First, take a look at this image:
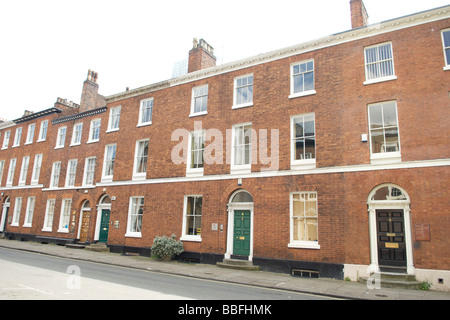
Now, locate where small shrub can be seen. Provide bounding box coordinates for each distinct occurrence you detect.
[151,234,184,261]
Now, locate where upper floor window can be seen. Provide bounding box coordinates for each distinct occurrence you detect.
[38,120,48,142]
[50,162,61,188]
[291,113,316,169]
[102,144,117,182]
[6,158,17,186]
[55,126,67,149]
[138,98,153,126]
[290,60,315,98]
[2,130,10,149]
[18,156,30,186]
[233,74,253,109]
[88,119,101,143]
[133,139,149,180]
[71,123,83,146]
[13,127,22,147]
[187,130,205,177]
[107,106,121,131]
[0,160,5,187]
[442,29,450,70]
[26,123,35,144]
[231,123,252,173]
[83,157,96,186]
[191,85,208,116]
[31,154,43,185]
[65,159,78,187]
[368,101,401,163]
[364,42,396,84]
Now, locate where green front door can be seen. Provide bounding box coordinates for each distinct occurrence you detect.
[99,209,110,243]
[233,210,251,256]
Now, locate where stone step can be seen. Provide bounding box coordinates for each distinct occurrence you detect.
[65,243,86,249]
[84,243,110,252]
[360,272,422,290]
[216,259,261,271]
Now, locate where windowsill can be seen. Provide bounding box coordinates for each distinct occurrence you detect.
[41,228,52,232]
[363,75,397,85]
[1,147,7,150]
[232,102,253,110]
[10,223,19,227]
[290,159,316,171]
[36,139,46,143]
[288,242,320,250]
[125,232,142,238]
[189,111,208,118]
[180,235,202,242]
[106,128,120,133]
[137,122,152,128]
[23,223,32,228]
[24,142,32,145]
[57,229,69,233]
[289,90,316,99]
[230,165,251,175]
[12,145,20,148]
[54,145,64,150]
[70,142,81,147]
[101,176,113,183]
[132,174,147,181]
[87,139,99,144]
[186,169,204,178]
[444,65,450,71]
[370,152,401,165]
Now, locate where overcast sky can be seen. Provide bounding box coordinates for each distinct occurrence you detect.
[1,0,449,121]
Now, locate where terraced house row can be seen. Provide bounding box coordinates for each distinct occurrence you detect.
[1,1,449,290]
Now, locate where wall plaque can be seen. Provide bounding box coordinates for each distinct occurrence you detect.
[415,224,430,241]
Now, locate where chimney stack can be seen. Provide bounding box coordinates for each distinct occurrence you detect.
[79,69,106,112]
[188,38,216,73]
[350,0,369,29]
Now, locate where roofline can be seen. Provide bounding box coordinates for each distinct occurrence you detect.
[13,107,62,124]
[105,5,450,104]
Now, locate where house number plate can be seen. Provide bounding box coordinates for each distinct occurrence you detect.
[385,242,399,249]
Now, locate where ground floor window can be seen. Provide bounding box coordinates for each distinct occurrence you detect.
[42,199,56,232]
[181,196,202,241]
[289,192,320,249]
[126,197,144,237]
[58,199,72,233]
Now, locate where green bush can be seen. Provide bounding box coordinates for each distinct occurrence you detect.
[151,234,184,261]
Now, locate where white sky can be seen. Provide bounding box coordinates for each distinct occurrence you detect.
[0,0,449,120]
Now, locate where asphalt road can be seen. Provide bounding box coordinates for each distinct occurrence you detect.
[0,247,338,301]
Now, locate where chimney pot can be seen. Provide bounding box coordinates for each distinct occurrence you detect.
[188,38,216,73]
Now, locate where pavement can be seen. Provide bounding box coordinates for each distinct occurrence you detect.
[0,238,449,300]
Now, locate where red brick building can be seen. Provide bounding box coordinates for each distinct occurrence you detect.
[1,1,449,290]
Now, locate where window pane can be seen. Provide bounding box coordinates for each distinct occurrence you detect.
[382,102,397,127]
[384,128,399,152]
[443,31,450,47]
[370,129,384,153]
[369,105,383,129]
[304,72,314,91]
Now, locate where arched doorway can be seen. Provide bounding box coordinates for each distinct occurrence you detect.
[94,195,111,243]
[0,197,10,232]
[77,200,91,243]
[225,190,254,261]
[367,184,414,275]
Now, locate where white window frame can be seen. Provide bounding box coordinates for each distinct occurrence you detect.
[18,156,30,186]
[65,159,78,187]
[181,195,203,242]
[31,154,43,185]
[23,196,35,228]
[132,139,149,180]
[102,144,117,182]
[232,74,253,109]
[37,120,48,142]
[290,59,316,98]
[190,85,208,117]
[138,98,154,127]
[55,126,67,149]
[186,130,205,177]
[231,123,253,174]
[0,160,5,187]
[70,122,83,146]
[42,199,56,232]
[13,127,22,147]
[87,119,101,143]
[25,123,35,145]
[288,192,320,249]
[50,161,61,189]
[367,101,401,164]
[82,157,96,187]
[125,196,144,238]
[11,197,22,227]
[6,158,17,187]
[364,42,397,85]
[2,130,10,149]
[58,198,72,233]
[441,29,450,70]
[290,113,316,170]
[107,105,121,132]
